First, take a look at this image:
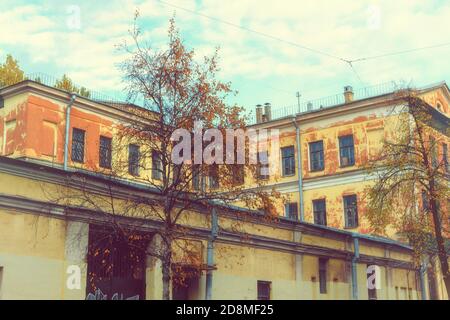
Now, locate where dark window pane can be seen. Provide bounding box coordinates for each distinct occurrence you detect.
[128,144,140,176]
[309,141,324,171]
[192,165,206,190]
[209,165,219,189]
[152,150,162,180]
[257,281,271,300]
[285,202,298,220]
[257,151,269,180]
[71,128,85,163]
[313,199,327,226]
[281,146,295,176]
[319,258,327,294]
[344,195,358,228]
[443,143,448,172]
[430,137,438,168]
[339,135,355,166]
[232,165,245,185]
[99,136,112,169]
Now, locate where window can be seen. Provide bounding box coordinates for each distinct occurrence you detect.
[128,144,140,176]
[430,136,438,168]
[313,199,327,226]
[284,202,298,220]
[367,264,377,300]
[208,165,219,189]
[443,143,448,172]
[318,258,327,294]
[281,146,295,176]
[71,128,85,163]
[257,281,271,300]
[309,141,324,171]
[152,150,162,180]
[343,195,358,228]
[232,165,245,185]
[422,190,429,212]
[99,136,112,169]
[257,150,269,180]
[339,135,355,166]
[192,165,205,191]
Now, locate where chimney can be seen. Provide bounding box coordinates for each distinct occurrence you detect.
[256,104,263,123]
[264,102,272,121]
[344,86,354,103]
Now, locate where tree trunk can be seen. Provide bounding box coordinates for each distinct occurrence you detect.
[162,255,171,300]
[161,235,172,300]
[429,196,450,299]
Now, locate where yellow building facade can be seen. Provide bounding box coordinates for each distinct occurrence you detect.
[0,79,448,300]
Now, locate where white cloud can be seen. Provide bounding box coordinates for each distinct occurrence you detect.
[0,0,448,108]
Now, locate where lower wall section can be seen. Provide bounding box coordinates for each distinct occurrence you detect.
[0,209,433,300]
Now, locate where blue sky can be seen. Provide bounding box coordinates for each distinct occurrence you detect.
[1,0,449,114]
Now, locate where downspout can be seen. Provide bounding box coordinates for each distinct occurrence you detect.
[205,207,218,300]
[63,94,77,171]
[292,118,304,221]
[351,235,360,300]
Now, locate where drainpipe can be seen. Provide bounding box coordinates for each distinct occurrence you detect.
[351,235,359,300]
[292,118,304,221]
[63,94,77,171]
[205,207,218,300]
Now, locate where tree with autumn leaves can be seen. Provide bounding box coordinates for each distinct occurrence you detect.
[51,14,279,300]
[365,91,449,298]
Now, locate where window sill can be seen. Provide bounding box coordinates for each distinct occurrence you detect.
[281,173,296,177]
[309,169,324,173]
[340,164,355,168]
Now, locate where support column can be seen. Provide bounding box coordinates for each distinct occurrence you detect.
[351,236,359,300]
[63,221,89,300]
[205,208,218,300]
[146,234,165,300]
[294,230,303,299]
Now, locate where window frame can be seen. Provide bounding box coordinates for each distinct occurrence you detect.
[338,135,355,167]
[71,128,85,163]
[257,280,271,300]
[208,165,219,189]
[343,194,358,229]
[152,150,163,180]
[284,202,298,220]
[318,258,327,294]
[99,136,112,169]
[257,150,270,180]
[313,199,327,226]
[309,141,324,172]
[128,144,140,176]
[443,143,448,172]
[281,146,296,176]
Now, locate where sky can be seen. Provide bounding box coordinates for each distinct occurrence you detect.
[1,0,449,115]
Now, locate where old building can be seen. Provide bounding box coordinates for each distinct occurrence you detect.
[0,79,448,299]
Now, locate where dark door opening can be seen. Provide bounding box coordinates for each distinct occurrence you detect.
[86,225,152,300]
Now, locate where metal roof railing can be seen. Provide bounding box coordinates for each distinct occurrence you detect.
[249,81,405,125]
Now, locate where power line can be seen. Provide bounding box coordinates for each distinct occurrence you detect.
[156,0,450,66]
[156,0,347,63]
[349,42,450,63]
